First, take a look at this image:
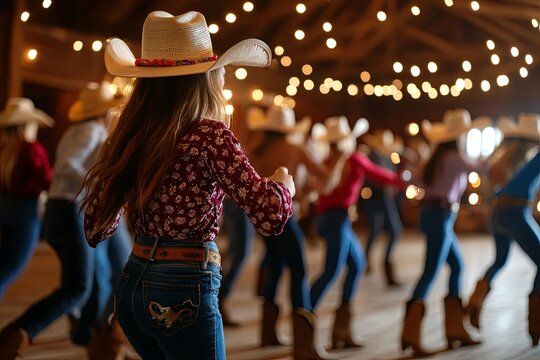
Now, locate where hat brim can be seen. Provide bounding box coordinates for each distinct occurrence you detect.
[68,97,124,122]
[0,109,54,128]
[315,118,369,143]
[422,120,470,144]
[363,135,403,155]
[498,117,540,141]
[105,38,272,78]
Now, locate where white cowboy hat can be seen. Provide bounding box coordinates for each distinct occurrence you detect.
[498,114,540,142]
[105,11,271,78]
[363,129,404,155]
[312,116,369,143]
[68,81,124,122]
[248,106,311,134]
[422,108,471,143]
[0,97,54,129]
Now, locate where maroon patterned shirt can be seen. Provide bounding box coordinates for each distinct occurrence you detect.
[84,119,293,247]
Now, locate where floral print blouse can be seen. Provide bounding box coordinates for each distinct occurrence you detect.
[84,119,293,247]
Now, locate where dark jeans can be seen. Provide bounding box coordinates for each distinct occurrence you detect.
[115,239,224,360]
[484,205,540,291]
[310,209,366,308]
[11,199,107,339]
[410,203,463,300]
[362,195,403,263]
[0,196,41,300]
[219,199,254,299]
[261,218,312,310]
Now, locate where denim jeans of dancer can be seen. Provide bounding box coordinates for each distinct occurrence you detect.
[484,205,540,292]
[10,199,106,340]
[220,199,254,300]
[262,218,311,310]
[310,209,366,308]
[410,203,464,300]
[363,195,403,263]
[115,239,224,360]
[0,196,41,300]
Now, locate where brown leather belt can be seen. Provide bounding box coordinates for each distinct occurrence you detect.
[132,243,221,267]
[495,196,531,207]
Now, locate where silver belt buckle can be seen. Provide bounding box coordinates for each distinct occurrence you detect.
[451,202,460,213]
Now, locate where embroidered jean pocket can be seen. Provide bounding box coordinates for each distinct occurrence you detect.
[142,281,201,337]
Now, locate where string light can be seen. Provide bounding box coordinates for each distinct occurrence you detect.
[235,67,248,80]
[20,11,30,22]
[323,22,332,32]
[450,86,460,97]
[486,40,495,50]
[360,71,371,82]
[332,80,343,92]
[225,104,234,115]
[462,60,472,72]
[468,172,479,184]
[468,193,479,205]
[319,84,330,94]
[364,84,374,95]
[377,11,387,22]
[496,74,509,87]
[440,84,450,96]
[421,81,431,92]
[222,89,233,100]
[390,152,401,164]
[490,54,500,65]
[73,40,83,51]
[510,47,519,57]
[393,61,403,73]
[27,49,38,61]
[294,30,305,40]
[225,13,236,23]
[374,85,384,97]
[243,2,254,12]
[525,54,533,65]
[471,1,480,11]
[289,77,300,87]
[42,0,52,9]
[445,0,454,7]
[326,38,337,49]
[464,78,473,90]
[274,46,284,56]
[411,65,421,77]
[303,79,315,90]
[361,187,372,200]
[92,40,103,51]
[455,78,466,91]
[251,89,263,101]
[480,80,491,92]
[302,64,313,75]
[408,123,420,135]
[347,84,359,96]
[280,56,292,67]
[411,6,421,16]
[392,79,403,90]
[296,3,306,14]
[286,85,297,96]
[427,61,438,73]
[393,91,403,101]
[520,67,528,78]
[273,95,284,106]
[532,19,539,28]
[208,24,219,34]
[324,78,334,87]
[428,88,438,99]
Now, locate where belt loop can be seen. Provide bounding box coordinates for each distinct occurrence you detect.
[148,237,160,262]
[202,243,209,270]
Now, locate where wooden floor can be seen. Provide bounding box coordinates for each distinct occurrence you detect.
[1,231,539,360]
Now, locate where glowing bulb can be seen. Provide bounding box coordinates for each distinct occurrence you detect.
[520,67,528,78]
[408,123,420,135]
[471,1,480,11]
[243,2,254,12]
[390,152,401,164]
[468,193,479,205]
[480,80,491,92]
[464,78,473,90]
[405,185,419,199]
[411,6,421,16]
[428,88,438,99]
[324,78,334,87]
[319,84,330,94]
[361,187,372,200]
[496,74,509,87]
[532,19,539,28]
[332,80,343,92]
[235,67,248,80]
[427,61,438,73]
[326,38,337,49]
[455,78,466,91]
[468,172,479,184]
[323,22,332,32]
[377,11,387,21]
[393,61,403,73]
[393,79,403,89]
[280,56,292,67]
[251,89,263,101]
[27,48,38,61]
[208,24,219,34]
[274,46,284,56]
[289,77,300,87]
[411,65,421,77]
[296,3,306,14]
[273,95,284,106]
[510,47,519,57]
[92,40,103,51]
[222,89,233,100]
[225,104,234,115]
[450,86,460,97]
[525,54,533,65]
[445,0,454,7]
[347,84,359,96]
[304,79,315,91]
[491,54,500,65]
[294,30,305,40]
[20,11,30,22]
[462,60,472,72]
[486,40,495,50]
[42,0,52,9]
[286,84,297,96]
[73,40,83,51]
[440,84,450,96]
[393,91,403,101]
[225,13,236,23]
[364,84,374,96]
[360,71,371,82]
[302,64,313,75]
[374,85,384,97]
[421,81,431,93]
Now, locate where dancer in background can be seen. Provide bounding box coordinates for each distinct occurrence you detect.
[401,110,483,356]
[0,82,124,360]
[310,117,404,349]
[0,98,53,300]
[467,114,540,346]
[361,129,404,286]
[82,11,294,360]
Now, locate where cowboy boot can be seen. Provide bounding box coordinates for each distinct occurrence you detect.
[86,320,125,360]
[529,292,540,346]
[293,309,336,360]
[384,262,401,287]
[0,326,29,360]
[467,279,490,329]
[261,302,283,347]
[444,296,481,349]
[400,299,433,356]
[219,300,240,327]
[331,303,363,349]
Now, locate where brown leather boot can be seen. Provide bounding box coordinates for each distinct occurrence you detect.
[331,303,363,349]
[400,299,433,356]
[219,301,240,327]
[384,262,401,287]
[0,326,29,360]
[529,293,540,346]
[293,309,336,360]
[467,279,490,329]
[444,296,481,349]
[86,320,125,360]
[261,302,283,347]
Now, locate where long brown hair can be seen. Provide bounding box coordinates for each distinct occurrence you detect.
[82,69,227,236]
[0,126,25,190]
[422,141,458,186]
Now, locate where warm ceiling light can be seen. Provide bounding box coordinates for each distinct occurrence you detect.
[510,47,519,57]
[377,11,387,21]
[252,89,264,101]
[324,77,334,87]
[455,78,465,91]
[296,3,306,14]
[408,123,420,135]
[27,48,38,61]
[225,13,237,23]
[332,80,343,92]
[392,79,403,89]
[280,56,292,67]
[410,65,421,77]
[411,6,421,16]
[486,40,495,50]
[450,86,460,97]
[445,0,454,6]
[525,54,533,65]
[532,19,539,28]
[323,22,332,32]
[347,84,359,96]
[440,84,450,96]
[286,85,297,96]
[496,74,509,87]
[222,89,233,100]
[326,38,337,49]
[364,84,374,95]
[302,64,313,75]
[464,78,473,90]
[294,30,305,40]
[235,67,248,80]
[360,71,371,82]
[468,193,479,205]
[304,79,315,90]
[427,61,438,73]
[274,46,284,56]
[462,60,472,72]
[480,80,491,92]
[243,2,254,12]
[428,88,438,99]
[406,83,417,94]
[374,85,384,97]
[393,61,403,73]
[208,24,219,34]
[471,1,480,11]
[73,40,83,51]
[319,84,330,94]
[411,90,421,99]
[42,0,52,9]
[20,11,30,22]
[273,95,284,106]
[421,81,431,92]
[490,54,500,65]
[225,104,234,115]
[92,40,103,51]
[289,77,300,87]
[520,67,528,78]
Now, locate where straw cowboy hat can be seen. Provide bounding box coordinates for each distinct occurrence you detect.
[248,106,311,134]
[68,81,123,122]
[363,129,404,155]
[105,11,271,78]
[498,114,540,142]
[422,108,471,143]
[312,116,369,143]
[0,97,54,128]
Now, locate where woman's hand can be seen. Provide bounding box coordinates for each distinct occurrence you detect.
[269,166,296,197]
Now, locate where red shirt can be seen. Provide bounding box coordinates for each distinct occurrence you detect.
[85,119,293,247]
[316,152,403,213]
[2,141,51,197]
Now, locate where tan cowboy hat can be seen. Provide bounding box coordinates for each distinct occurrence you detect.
[0,97,54,128]
[248,106,311,134]
[312,116,369,143]
[68,81,123,122]
[422,108,471,143]
[363,129,404,155]
[105,11,271,78]
[498,114,540,142]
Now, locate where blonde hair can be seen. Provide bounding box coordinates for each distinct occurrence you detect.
[0,126,25,190]
[82,69,228,235]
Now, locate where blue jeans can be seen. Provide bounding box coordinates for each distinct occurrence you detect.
[310,209,366,308]
[362,195,403,263]
[261,218,311,310]
[0,196,41,300]
[410,203,464,300]
[484,205,540,292]
[115,239,224,360]
[219,199,254,299]
[10,199,106,339]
